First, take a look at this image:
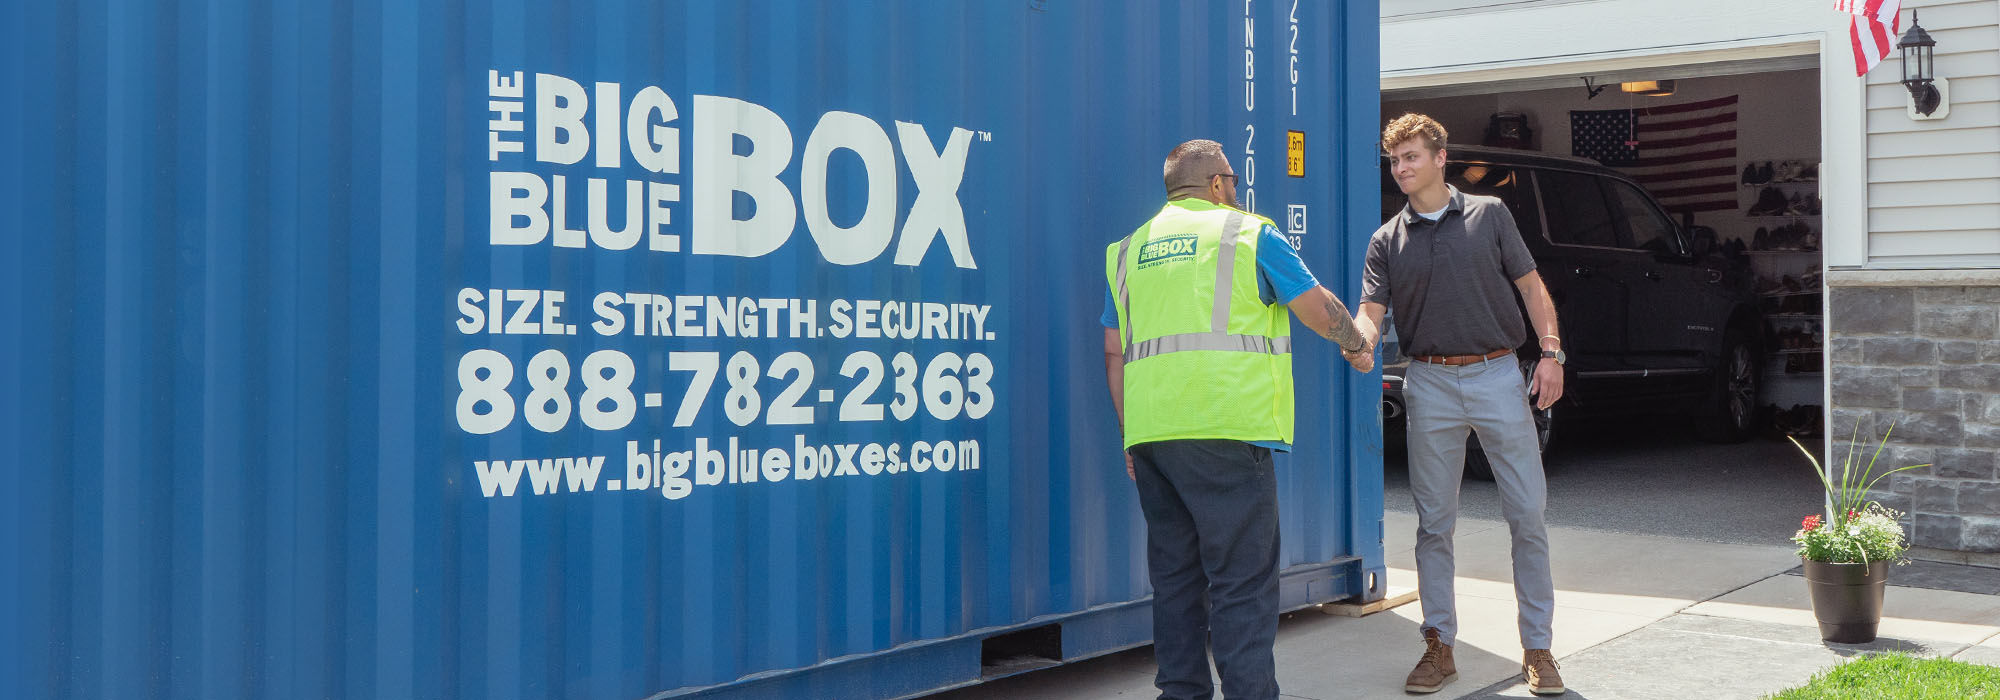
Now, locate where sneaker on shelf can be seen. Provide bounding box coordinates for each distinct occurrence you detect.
[1748,186,1787,216]
[1781,405,1821,437]
[1746,161,1771,185]
[1786,193,1812,216]
[1753,227,1770,250]
[1741,163,1758,186]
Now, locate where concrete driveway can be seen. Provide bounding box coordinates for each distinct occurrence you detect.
[926,507,2000,700]
[921,423,2000,700]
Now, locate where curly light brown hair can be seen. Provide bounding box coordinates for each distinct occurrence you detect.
[1381,113,1447,155]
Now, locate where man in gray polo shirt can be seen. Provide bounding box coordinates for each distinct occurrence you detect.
[1350,114,1568,696]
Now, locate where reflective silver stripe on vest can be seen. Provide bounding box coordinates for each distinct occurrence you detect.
[1114,233,1135,352]
[1124,332,1292,363]
[1211,211,1244,333]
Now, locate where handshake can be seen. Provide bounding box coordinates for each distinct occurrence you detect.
[1341,341,1375,373]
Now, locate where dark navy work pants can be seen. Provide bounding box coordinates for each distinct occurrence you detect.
[1129,439,1280,700]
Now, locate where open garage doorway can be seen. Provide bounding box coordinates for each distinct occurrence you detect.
[1376,64,1831,543]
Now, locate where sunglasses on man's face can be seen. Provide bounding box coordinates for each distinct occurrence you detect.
[1213,173,1238,183]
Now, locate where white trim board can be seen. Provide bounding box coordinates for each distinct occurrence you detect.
[1382,0,1836,77]
[1382,39,1823,93]
[1383,53,1822,100]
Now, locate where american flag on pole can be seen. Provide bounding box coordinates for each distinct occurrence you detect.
[1837,0,1902,76]
[1570,95,1740,214]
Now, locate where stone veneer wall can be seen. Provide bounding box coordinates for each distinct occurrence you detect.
[1829,284,2000,552]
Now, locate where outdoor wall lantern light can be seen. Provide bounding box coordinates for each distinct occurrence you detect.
[1899,11,1947,119]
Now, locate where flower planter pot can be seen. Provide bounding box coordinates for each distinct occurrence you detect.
[1801,558,1889,643]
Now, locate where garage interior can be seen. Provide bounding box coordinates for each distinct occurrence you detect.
[1385,61,1829,437]
[1377,60,1832,539]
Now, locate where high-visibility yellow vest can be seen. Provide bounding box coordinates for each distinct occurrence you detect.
[1105,198,1294,449]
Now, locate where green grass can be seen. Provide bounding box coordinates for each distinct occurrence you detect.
[1765,653,2000,699]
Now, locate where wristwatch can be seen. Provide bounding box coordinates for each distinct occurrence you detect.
[1540,349,1566,365]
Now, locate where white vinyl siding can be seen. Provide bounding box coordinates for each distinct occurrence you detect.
[1864,0,2000,267]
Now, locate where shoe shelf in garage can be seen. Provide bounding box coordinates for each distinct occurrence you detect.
[1741,159,1827,414]
[1757,300,1823,412]
[1760,300,1822,360]
[1741,159,1818,186]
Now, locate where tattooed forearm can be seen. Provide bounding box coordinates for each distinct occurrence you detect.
[1319,297,1364,350]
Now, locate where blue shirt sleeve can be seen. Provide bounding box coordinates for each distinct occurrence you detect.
[1101,284,1120,329]
[1256,224,1319,305]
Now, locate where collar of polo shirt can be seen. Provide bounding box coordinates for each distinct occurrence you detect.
[1400,185,1467,226]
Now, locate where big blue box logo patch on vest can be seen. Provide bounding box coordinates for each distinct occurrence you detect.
[1137,234,1200,269]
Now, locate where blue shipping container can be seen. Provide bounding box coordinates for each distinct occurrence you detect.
[1,1,1383,698]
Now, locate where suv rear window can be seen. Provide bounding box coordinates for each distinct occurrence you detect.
[1449,163,1539,236]
[1537,170,1618,248]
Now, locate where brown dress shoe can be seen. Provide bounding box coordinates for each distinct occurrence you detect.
[1524,649,1566,695]
[1404,628,1457,694]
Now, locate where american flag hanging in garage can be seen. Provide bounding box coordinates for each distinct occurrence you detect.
[1570,95,1740,214]
[1837,0,1902,77]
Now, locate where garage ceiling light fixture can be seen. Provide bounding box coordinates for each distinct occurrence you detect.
[1620,80,1676,97]
[1899,11,1942,117]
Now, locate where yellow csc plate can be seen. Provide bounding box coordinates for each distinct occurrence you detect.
[1286,130,1305,177]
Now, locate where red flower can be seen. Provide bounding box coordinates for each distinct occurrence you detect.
[1802,514,1822,532]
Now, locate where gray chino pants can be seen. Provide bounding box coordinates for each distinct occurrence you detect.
[1404,355,1555,650]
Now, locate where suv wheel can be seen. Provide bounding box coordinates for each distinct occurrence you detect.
[1697,329,1759,443]
[1465,356,1555,481]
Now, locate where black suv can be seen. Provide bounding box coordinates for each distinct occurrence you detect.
[1378,146,1761,479]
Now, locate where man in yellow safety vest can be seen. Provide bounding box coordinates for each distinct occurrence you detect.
[1101,139,1372,700]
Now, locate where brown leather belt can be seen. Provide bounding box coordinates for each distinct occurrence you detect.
[1411,348,1513,366]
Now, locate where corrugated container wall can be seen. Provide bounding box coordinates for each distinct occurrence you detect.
[1,2,1383,698]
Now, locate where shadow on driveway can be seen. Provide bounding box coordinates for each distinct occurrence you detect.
[1385,417,1828,546]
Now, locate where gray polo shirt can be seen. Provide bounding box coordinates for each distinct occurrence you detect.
[1361,185,1537,357]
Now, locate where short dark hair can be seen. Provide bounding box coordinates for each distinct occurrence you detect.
[1163,139,1229,195]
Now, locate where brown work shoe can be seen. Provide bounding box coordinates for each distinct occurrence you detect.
[1403,628,1457,694]
[1524,649,1565,695]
